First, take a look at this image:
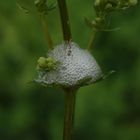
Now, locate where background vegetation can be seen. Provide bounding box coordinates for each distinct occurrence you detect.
[0,0,140,140]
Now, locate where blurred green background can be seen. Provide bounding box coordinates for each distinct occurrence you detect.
[0,0,140,140]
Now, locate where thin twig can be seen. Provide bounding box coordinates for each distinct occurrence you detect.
[40,14,53,49]
[87,30,97,51]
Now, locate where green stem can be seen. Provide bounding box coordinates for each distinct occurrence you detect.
[57,0,72,42]
[87,30,97,51]
[63,88,78,140]
[40,14,53,49]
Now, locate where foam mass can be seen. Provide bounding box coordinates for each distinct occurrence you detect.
[36,42,103,87]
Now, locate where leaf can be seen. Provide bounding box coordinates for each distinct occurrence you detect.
[16,2,30,14]
[101,27,121,32]
[102,70,116,80]
[47,2,57,11]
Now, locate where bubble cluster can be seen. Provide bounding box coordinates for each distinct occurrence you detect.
[36,42,103,87]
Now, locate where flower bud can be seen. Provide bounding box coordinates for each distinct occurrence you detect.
[37,57,47,69]
[95,17,103,23]
[128,0,138,6]
[37,56,58,71]
[94,0,101,7]
[105,3,113,11]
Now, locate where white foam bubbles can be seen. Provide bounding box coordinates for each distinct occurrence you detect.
[36,42,102,87]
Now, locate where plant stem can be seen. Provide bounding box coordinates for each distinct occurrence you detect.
[40,14,53,49]
[63,88,78,140]
[87,29,97,51]
[57,0,72,42]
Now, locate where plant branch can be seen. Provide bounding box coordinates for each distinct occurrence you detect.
[87,30,98,51]
[40,14,53,49]
[57,0,72,42]
[63,87,78,140]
